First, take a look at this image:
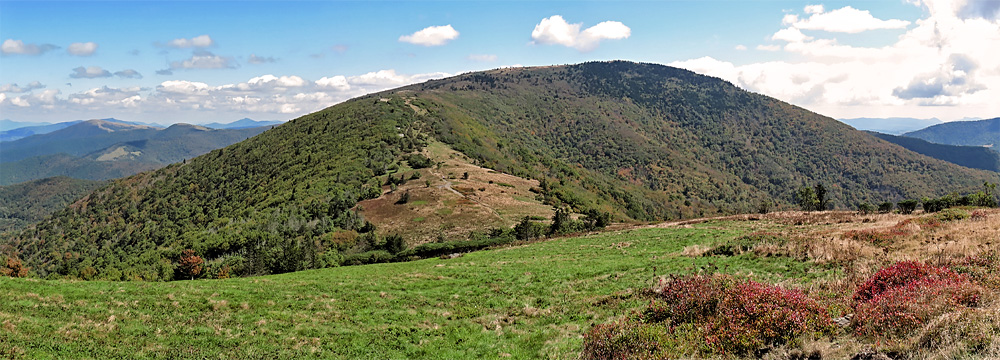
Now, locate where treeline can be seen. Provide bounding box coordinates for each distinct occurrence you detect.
[842,182,998,214]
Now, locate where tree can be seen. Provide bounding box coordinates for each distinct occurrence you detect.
[383,234,406,254]
[796,186,818,211]
[176,249,203,280]
[897,199,919,214]
[549,208,571,235]
[815,184,830,210]
[1,255,29,278]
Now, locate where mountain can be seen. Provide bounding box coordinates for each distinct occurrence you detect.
[0,177,105,233]
[839,117,943,135]
[0,121,271,185]
[202,118,284,129]
[903,118,999,152]
[868,131,1000,172]
[0,118,164,142]
[0,119,51,131]
[5,61,998,280]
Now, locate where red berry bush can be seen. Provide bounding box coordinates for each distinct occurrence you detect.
[586,275,832,358]
[852,261,983,339]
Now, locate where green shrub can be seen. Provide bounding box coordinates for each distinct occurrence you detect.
[857,202,876,215]
[897,199,919,214]
[935,208,969,222]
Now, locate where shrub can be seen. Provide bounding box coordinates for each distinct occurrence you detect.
[970,210,988,221]
[175,249,204,280]
[853,277,982,339]
[897,199,919,214]
[852,261,983,339]
[341,250,394,266]
[705,232,786,256]
[852,261,964,305]
[1,255,29,278]
[641,275,830,355]
[406,153,432,169]
[878,202,894,214]
[935,208,969,222]
[857,202,876,215]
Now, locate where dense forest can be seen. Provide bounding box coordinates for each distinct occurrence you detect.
[903,118,999,152]
[3,61,998,281]
[0,177,104,232]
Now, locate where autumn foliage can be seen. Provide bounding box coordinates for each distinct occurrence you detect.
[1,255,29,278]
[176,249,204,280]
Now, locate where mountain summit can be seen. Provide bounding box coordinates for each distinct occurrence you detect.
[7,61,998,279]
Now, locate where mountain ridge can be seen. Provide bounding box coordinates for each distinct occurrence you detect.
[5,60,998,280]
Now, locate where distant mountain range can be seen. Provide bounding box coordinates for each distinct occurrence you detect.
[903,118,999,153]
[868,131,1000,172]
[839,117,944,135]
[0,119,272,185]
[0,118,283,141]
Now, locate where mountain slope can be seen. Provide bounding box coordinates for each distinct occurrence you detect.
[5,61,998,280]
[869,131,1000,172]
[0,122,271,185]
[903,118,999,152]
[0,177,105,232]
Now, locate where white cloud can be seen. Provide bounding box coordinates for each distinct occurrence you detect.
[467,54,498,62]
[399,25,460,46]
[669,0,1000,120]
[67,42,98,56]
[789,6,911,33]
[0,81,45,93]
[114,69,143,79]
[169,51,238,70]
[734,44,747,51]
[772,27,813,42]
[248,54,277,64]
[165,35,214,48]
[315,75,350,91]
[530,15,631,52]
[1,39,58,55]
[70,66,113,79]
[157,80,210,95]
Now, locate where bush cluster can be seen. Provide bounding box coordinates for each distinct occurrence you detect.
[585,275,831,357]
[852,261,983,339]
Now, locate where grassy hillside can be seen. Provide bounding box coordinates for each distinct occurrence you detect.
[4,61,998,281]
[0,177,105,232]
[903,118,999,152]
[3,210,999,359]
[869,131,1000,172]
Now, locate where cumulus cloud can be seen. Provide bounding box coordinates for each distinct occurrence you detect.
[1,39,58,55]
[0,81,45,93]
[67,42,98,56]
[467,54,498,62]
[168,51,238,70]
[399,25,460,46]
[3,69,451,122]
[70,66,113,79]
[669,0,1000,120]
[785,6,911,33]
[164,35,214,48]
[530,15,631,52]
[114,69,143,79]
[248,54,277,64]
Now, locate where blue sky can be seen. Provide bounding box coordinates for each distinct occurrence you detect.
[1,0,998,124]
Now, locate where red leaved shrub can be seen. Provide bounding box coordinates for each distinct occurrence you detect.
[852,261,983,339]
[852,261,965,305]
[642,275,829,355]
[706,280,832,355]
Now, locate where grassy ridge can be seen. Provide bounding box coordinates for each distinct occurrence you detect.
[0,223,824,359]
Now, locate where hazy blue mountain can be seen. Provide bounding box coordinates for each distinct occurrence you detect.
[839,117,944,135]
[0,119,52,131]
[869,131,1000,172]
[903,118,999,153]
[0,118,165,142]
[202,118,284,129]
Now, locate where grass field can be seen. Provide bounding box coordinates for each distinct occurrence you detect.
[3,209,999,359]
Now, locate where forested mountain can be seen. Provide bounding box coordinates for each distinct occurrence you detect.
[0,177,104,232]
[903,118,999,152]
[0,118,165,142]
[0,121,270,185]
[4,61,998,280]
[869,131,1000,172]
[839,117,942,135]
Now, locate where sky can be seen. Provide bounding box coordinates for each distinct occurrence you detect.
[1,0,998,125]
